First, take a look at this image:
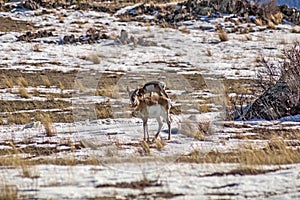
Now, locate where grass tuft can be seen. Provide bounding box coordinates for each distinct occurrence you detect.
[19,87,30,99]
[42,76,51,88]
[140,140,150,155]
[206,49,212,56]
[254,18,263,26]
[17,77,28,87]
[41,114,57,137]
[218,30,228,42]
[3,77,14,88]
[0,185,18,200]
[154,138,166,151]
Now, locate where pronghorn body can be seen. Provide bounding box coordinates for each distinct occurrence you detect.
[139,81,169,98]
[127,87,171,141]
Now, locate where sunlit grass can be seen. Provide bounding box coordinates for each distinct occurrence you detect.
[177,137,300,165]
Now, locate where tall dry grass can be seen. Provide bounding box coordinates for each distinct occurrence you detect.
[41,114,57,136]
[0,184,18,200]
[218,29,229,41]
[19,87,30,99]
[178,136,300,165]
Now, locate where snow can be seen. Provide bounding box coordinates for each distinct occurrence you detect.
[0,2,299,199]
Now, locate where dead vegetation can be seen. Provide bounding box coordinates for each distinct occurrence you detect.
[199,166,281,177]
[96,176,162,190]
[218,29,229,41]
[41,114,57,136]
[0,16,34,32]
[0,184,18,200]
[177,138,300,165]
[18,87,30,99]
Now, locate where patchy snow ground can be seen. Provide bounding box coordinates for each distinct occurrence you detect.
[0,2,300,199]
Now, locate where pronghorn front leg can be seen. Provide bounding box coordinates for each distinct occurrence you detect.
[143,118,149,141]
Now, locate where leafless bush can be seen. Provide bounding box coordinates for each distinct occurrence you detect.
[256,57,281,91]
[255,0,279,20]
[256,41,300,91]
[262,0,278,17]
[281,41,300,77]
[227,93,254,120]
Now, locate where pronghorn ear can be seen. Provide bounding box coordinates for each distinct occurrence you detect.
[135,87,140,94]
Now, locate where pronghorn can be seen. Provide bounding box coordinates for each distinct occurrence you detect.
[127,87,171,141]
[127,81,169,104]
[126,80,168,107]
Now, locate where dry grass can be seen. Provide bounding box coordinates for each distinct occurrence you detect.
[199,165,280,177]
[206,49,212,56]
[41,114,57,136]
[218,30,229,42]
[19,87,30,99]
[17,77,28,87]
[178,137,300,165]
[198,104,211,113]
[254,18,263,26]
[154,139,166,151]
[140,140,150,155]
[74,79,86,92]
[59,81,65,91]
[96,176,162,190]
[0,152,102,166]
[20,164,39,179]
[33,88,40,96]
[0,116,4,125]
[267,20,275,29]
[96,85,119,98]
[0,184,18,200]
[3,77,14,88]
[32,44,42,52]
[7,112,31,124]
[95,101,113,119]
[42,76,51,88]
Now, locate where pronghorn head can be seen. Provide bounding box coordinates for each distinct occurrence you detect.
[127,86,141,107]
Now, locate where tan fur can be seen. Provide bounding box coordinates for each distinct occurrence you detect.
[131,95,171,141]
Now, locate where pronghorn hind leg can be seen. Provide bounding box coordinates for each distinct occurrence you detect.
[143,119,149,141]
[146,123,150,142]
[167,119,171,140]
[167,113,171,140]
[154,117,163,141]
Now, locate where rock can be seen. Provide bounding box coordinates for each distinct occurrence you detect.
[241,44,300,121]
[242,75,300,120]
[17,30,54,42]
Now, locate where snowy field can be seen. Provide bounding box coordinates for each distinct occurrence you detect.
[0,1,300,199]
